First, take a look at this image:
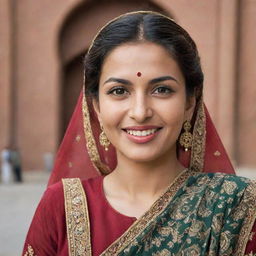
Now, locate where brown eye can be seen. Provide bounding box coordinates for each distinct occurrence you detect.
[153,86,173,95]
[107,87,128,96]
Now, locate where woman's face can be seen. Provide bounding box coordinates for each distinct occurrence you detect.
[94,42,195,163]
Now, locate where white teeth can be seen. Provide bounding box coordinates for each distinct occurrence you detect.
[126,129,158,136]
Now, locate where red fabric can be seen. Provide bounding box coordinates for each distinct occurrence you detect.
[84,176,136,255]
[23,176,135,256]
[203,106,234,173]
[47,93,101,186]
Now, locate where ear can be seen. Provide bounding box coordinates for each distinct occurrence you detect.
[185,95,196,121]
[92,98,102,124]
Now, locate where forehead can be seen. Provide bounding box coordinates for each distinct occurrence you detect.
[100,42,184,83]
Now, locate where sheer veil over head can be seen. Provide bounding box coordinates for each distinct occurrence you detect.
[48,11,235,186]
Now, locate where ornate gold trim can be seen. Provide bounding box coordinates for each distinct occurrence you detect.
[101,169,194,255]
[62,178,92,256]
[24,245,36,256]
[235,180,256,256]
[82,91,100,164]
[190,98,206,172]
[82,92,112,174]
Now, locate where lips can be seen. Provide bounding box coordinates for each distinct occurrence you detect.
[122,126,162,143]
[123,125,162,131]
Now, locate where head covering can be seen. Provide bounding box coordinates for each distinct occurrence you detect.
[48,11,235,186]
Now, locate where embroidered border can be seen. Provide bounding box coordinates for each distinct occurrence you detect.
[235,181,256,256]
[101,169,194,255]
[190,98,206,172]
[63,178,92,256]
[82,91,111,175]
[82,91,101,168]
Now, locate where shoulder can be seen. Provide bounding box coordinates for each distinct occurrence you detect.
[38,181,65,211]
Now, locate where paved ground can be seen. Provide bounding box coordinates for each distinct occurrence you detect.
[0,168,255,256]
[0,171,49,256]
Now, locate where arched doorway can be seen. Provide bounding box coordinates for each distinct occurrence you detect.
[58,0,171,142]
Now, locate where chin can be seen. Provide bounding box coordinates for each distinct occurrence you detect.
[119,148,167,163]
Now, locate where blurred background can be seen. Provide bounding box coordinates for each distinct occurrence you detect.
[0,0,256,255]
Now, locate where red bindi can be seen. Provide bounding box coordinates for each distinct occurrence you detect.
[137,72,142,77]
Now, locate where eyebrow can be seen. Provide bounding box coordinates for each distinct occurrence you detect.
[103,75,179,86]
[149,76,179,85]
[103,78,132,86]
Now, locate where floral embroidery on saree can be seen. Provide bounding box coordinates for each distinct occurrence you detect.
[100,173,256,256]
[62,178,92,256]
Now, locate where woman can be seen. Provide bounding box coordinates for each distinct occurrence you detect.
[23,11,256,255]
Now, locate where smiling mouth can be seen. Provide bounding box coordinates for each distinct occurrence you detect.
[123,127,162,137]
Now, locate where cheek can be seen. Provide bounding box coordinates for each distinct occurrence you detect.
[98,96,125,129]
[156,96,186,125]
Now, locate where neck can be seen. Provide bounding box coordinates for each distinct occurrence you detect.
[108,147,184,199]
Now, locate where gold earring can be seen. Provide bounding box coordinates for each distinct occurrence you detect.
[179,120,193,151]
[99,125,110,151]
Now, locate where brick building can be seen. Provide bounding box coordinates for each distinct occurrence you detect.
[1,0,256,171]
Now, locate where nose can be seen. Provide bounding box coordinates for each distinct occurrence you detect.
[128,93,153,123]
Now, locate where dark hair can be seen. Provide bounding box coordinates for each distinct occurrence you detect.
[84,11,204,98]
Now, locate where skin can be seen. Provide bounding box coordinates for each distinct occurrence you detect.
[93,42,195,218]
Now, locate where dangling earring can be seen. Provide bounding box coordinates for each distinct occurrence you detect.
[179,120,193,151]
[99,125,110,151]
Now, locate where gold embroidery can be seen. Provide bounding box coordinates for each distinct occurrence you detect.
[235,181,256,256]
[214,150,221,156]
[82,93,101,165]
[188,220,204,237]
[220,230,233,252]
[221,180,237,195]
[101,169,194,255]
[190,98,206,172]
[152,249,171,256]
[212,213,224,233]
[24,245,36,256]
[82,91,110,175]
[249,231,255,241]
[180,244,201,255]
[245,252,256,256]
[62,178,92,256]
[76,135,81,142]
